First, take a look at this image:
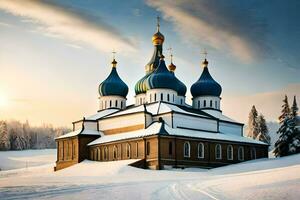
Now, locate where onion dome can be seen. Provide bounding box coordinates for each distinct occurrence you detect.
[191,59,222,97]
[98,59,129,97]
[147,55,180,92]
[168,62,187,96]
[134,73,151,95]
[152,17,165,46]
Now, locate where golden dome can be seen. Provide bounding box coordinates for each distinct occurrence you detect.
[152,31,165,45]
[168,62,176,72]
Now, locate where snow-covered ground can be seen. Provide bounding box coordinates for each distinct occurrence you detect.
[0,150,299,200]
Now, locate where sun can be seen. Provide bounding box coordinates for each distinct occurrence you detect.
[0,94,9,107]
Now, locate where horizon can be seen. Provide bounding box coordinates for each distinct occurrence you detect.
[0,0,299,127]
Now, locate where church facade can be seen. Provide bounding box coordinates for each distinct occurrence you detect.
[55,20,268,171]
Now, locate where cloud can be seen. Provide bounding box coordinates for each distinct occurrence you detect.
[0,0,136,53]
[222,84,300,123]
[0,21,13,27]
[147,0,267,63]
[65,43,82,50]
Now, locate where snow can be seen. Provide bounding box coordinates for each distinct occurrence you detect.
[0,149,56,171]
[56,128,101,140]
[0,149,300,199]
[85,108,120,120]
[203,109,239,123]
[89,122,266,146]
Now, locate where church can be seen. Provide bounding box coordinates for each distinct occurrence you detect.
[54,19,268,171]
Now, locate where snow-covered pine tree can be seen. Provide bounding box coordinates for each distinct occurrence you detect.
[279,95,290,123]
[247,105,259,139]
[0,121,10,150]
[256,114,271,145]
[291,96,298,118]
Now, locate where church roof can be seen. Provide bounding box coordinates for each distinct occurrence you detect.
[85,108,119,120]
[88,121,267,146]
[191,59,222,97]
[55,128,101,140]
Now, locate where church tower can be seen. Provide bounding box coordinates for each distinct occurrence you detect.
[191,58,222,111]
[98,57,129,110]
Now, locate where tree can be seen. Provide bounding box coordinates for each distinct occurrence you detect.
[279,95,290,123]
[0,121,10,150]
[247,105,259,139]
[256,114,271,145]
[291,96,298,118]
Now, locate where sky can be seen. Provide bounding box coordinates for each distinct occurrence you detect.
[0,0,299,127]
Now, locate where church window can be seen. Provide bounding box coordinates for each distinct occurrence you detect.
[115,100,118,107]
[169,141,173,155]
[183,142,190,158]
[251,147,256,159]
[97,148,101,161]
[154,94,157,101]
[113,146,118,159]
[210,100,212,107]
[215,101,217,109]
[94,149,98,161]
[204,100,206,107]
[238,146,244,161]
[73,143,76,159]
[104,147,108,160]
[161,93,163,101]
[227,145,233,160]
[121,101,123,109]
[181,99,183,105]
[173,94,175,102]
[198,101,200,109]
[126,143,131,158]
[109,100,112,107]
[215,144,222,159]
[167,94,170,102]
[146,142,150,156]
[198,143,204,158]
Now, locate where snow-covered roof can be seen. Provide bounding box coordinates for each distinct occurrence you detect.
[85,109,119,120]
[56,128,101,140]
[103,102,209,119]
[202,109,240,124]
[88,122,267,146]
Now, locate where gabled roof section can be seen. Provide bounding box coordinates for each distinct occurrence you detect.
[55,128,101,140]
[86,108,119,120]
[202,109,242,125]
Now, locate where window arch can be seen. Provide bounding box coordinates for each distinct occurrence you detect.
[104,147,108,160]
[94,148,98,161]
[198,143,204,158]
[227,145,233,160]
[97,148,101,161]
[110,100,112,107]
[238,146,244,161]
[250,147,256,159]
[169,141,173,155]
[161,93,163,101]
[181,99,183,105]
[210,100,213,107]
[198,101,200,109]
[215,101,217,109]
[154,94,157,101]
[173,94,175,102]
[183,142,190,158]
[167,94,170,102]
[126,143,131,158]
[215,144,222,159]
[121,101,123,109]
[136,142,139,157]
[203,100,207,107]
[113,146,118,159]
[146,142,150,156]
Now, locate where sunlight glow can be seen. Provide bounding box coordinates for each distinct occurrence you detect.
[0,94,9,107]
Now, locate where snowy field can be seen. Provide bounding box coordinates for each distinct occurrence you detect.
[0,150,300,200]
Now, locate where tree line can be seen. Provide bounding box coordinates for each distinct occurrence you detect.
[0,120,70,150]
[247,95,299,157]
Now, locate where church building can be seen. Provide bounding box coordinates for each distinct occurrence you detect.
[54,19,268,171]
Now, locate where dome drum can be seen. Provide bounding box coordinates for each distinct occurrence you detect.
[192,96,221,111]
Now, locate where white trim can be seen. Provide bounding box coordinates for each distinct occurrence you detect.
[197,142,204,158]
[215,144,222,159]
[183,141,191,158]
[227,145,233,160]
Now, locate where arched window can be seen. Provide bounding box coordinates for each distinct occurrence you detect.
[181,99,183,105]
[167,94,170,102]
[121,101,123,109]
[238,146,244,161]
[97,148,101,161]
[161,93,163,101]
[183,142,190,158]
[251,147,256,159]
[203,100,207,107]
[227,145,233,160]
[198,101,200,109]
[94,149,98,161]
[215,101,217,109]
[215,144,222,159]
[136,142,139,157]
[126,143,131,158]
[115,100,118,107]
[113,146,118,159]
[169,141,173,155]
[109,100,112,107]
[104,147,108,160]
[210,100,212,107]
[146,142,150,156]
[198,143,204,158]
[154,94,157,101]
[173,94,175,102]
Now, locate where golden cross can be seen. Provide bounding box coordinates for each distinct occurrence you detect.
[167,47,173,63]
[112,50,116,60]
[157,16,160,31]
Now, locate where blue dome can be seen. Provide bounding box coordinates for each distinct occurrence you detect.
[191,59,222,97]
[135,72,152,95]
[99,60,129,98]
[171,72,187,96]
[147,57,181,92]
